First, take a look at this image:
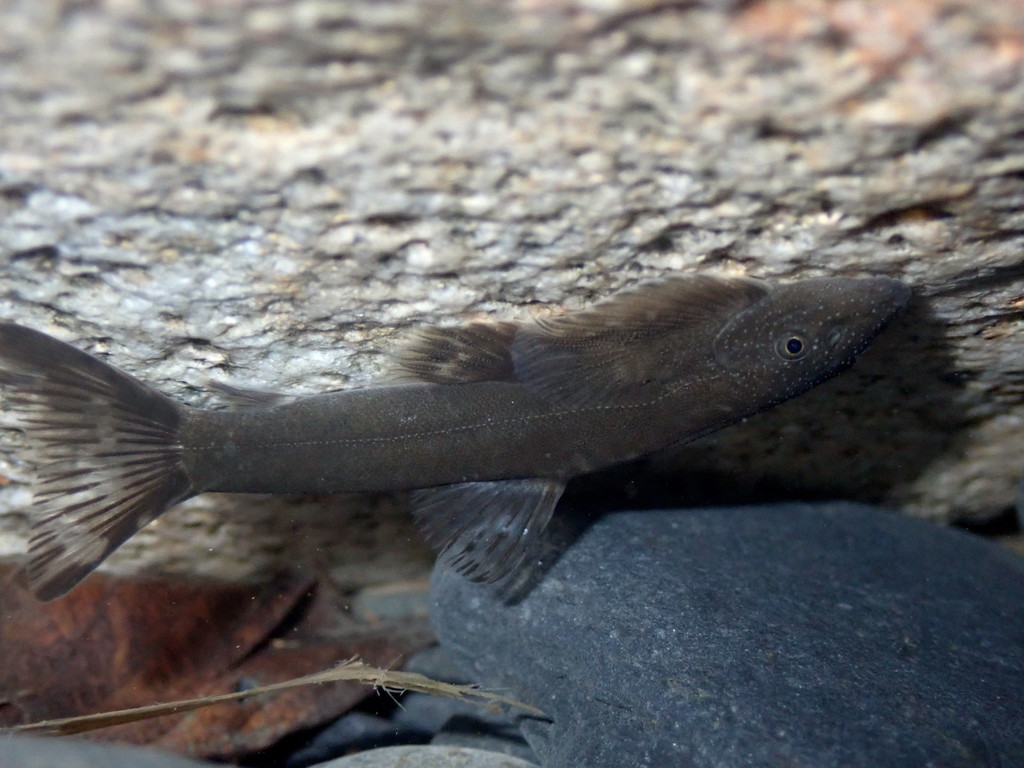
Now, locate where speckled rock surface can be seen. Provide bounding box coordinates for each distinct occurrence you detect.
[1,0,1023,582]
[316,745,539,768]
[431,504,1024,768]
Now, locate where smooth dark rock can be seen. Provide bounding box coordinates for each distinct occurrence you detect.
[287,711,422,767]
[398,646,536,760]
[426,705,535,760]
[430,503,1024,768]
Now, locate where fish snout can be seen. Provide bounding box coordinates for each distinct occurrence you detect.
[860,276,912,317]
[818,276,910,359]
[818,276,911,329]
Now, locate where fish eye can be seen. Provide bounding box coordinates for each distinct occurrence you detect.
[776,333,808,360]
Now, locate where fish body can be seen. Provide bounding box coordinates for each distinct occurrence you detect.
[0,275,910,599]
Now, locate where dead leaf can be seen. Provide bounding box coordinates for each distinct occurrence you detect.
[0,563,435,760]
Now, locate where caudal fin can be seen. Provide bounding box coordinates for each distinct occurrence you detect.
[0,323,193,600]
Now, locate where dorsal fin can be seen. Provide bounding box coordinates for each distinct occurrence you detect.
[390,321,518,384]
[510,276,768,407]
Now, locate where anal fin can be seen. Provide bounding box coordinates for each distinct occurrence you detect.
[410,478,564,582]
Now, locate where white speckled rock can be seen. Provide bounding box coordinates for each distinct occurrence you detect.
[1,0,1023,586]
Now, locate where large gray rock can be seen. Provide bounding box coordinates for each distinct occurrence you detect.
[431,504,1024,768]
[1,0,1023,584]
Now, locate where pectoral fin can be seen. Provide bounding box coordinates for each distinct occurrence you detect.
[410,477,565,582]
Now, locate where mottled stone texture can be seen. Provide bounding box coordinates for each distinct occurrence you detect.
[0,0,1022,582]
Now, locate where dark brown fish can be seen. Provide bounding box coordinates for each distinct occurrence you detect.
[0,275,909,600]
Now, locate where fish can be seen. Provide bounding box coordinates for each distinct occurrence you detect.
[0,274,910,600]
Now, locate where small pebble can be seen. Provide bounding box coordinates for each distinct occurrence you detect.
[313,745,540,767]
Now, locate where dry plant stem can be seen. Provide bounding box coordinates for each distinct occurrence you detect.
[7,658,544,736]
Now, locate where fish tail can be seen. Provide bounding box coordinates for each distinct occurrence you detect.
[0,323,193,600]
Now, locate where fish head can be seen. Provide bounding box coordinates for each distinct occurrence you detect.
[712,276,910,402]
